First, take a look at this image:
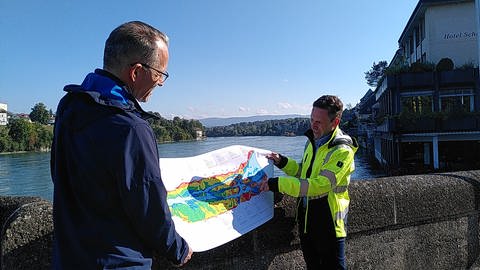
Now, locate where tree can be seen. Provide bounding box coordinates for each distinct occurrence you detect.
[29,103,50,124]
[7,118,33,150]
[365,61,388,88]
[0,126,12,152]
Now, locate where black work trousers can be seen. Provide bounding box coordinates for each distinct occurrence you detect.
[298,198,347,269]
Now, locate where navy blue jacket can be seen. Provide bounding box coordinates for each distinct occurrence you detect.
[51,69,189,269]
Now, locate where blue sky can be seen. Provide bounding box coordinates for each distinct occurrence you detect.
[0,0,418,119]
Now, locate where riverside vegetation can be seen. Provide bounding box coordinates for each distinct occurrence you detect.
[0,103,205,153]
[205,109,356,137]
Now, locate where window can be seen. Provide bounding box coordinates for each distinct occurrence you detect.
[400,92,433,114]
[420,18,425,42]
[439,89,474,112]
[409,36,414,55]
[415,27,420,46]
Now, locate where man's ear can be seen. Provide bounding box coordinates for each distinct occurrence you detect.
[129,63,141,82]
[333,117,340,127]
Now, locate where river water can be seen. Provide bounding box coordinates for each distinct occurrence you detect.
[0,136,385,201]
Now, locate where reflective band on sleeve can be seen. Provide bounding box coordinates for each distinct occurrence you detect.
[299,178,309,197]
[319,169,337,188]
[335,207,349,220]
[333,185,348,193]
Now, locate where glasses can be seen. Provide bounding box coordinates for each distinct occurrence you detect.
[131,63,169,82]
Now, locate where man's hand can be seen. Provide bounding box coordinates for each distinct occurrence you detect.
[266,152,281,165]
[260,175,270,192]
[260,177,279,193]
[174,246,193,267]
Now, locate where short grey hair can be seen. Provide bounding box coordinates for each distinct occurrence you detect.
[103,21,168,73]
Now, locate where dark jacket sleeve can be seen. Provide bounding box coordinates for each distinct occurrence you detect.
[119,122,189,265]
[276,154,289,169]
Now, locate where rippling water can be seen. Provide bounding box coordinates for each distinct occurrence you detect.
[0,136,385,201]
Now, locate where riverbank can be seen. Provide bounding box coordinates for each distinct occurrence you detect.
[0,148,50,155]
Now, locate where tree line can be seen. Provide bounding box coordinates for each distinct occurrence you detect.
[147,112,204,142]
[0,103,205,153]
[0,118,53,152]
[0,103,54,152]
[205,110,357,138]
[205,118,311,137]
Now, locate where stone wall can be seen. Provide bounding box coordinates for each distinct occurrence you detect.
[1,170,479,269]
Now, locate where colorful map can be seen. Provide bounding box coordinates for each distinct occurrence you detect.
[159,145,274,252]
[167,150,267,223]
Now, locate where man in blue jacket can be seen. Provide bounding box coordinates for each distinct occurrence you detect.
[50,21,192,269]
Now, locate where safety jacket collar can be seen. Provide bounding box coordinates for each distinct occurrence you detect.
[304,127,356,149]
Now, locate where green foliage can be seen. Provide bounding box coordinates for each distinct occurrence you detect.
[0,104,205,152]
[384,63,409,76]
[205,118,310,137]
[384,61,435,75]
[8,118,33,149]
[29,103,51,124]
[436,58,454,72]
[0,118,53,152]
[409,62,435,73]
[0,126,11,152]
[147,112,204,142]
[364,61,388,87]
[457,62,475,70]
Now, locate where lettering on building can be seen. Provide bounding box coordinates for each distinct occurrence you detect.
[443,31,477,40]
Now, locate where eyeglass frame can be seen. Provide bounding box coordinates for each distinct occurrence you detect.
[130,63,169,82]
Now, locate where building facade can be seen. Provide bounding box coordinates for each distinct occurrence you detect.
[374,0,480,173]
[397,0,478,67]
[0,103,7,126]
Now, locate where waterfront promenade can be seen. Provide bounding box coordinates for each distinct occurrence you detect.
[2,170,480,269]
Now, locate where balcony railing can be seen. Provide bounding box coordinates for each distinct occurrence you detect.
[377,113,480,133]
[398,72,434,88]
[438,67,478,86]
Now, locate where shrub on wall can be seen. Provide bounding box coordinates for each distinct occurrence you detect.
[409,62,435,73]
[436,58,454,71]
[457,61,475,70]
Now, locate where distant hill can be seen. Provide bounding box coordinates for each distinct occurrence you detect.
[199,114,308,127]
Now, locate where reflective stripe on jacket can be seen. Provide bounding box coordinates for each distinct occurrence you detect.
[278,127,358,237]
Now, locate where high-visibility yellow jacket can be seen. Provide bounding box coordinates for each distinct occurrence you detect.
[276,127,358,237]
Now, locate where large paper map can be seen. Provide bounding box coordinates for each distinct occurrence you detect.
[160,145,274,252]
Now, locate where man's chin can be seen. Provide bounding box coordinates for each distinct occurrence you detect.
[139,95,152,103]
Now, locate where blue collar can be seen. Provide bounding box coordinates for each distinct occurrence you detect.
[80,70,131,106]
[314,132,332,149]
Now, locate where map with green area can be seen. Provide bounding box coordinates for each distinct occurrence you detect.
[167,150,267,223]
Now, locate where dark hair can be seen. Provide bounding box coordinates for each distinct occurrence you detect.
[312,95,343,120]
[103,21,168,73]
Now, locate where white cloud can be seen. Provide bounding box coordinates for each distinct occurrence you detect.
[277,102,293,109]
[256,108,269,115]
[238,106,250,112]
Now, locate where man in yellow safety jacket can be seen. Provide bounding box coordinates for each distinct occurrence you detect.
[261,95,358,269]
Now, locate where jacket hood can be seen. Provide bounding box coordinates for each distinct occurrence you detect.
[63,69,136,111]
[58,69,158,132]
